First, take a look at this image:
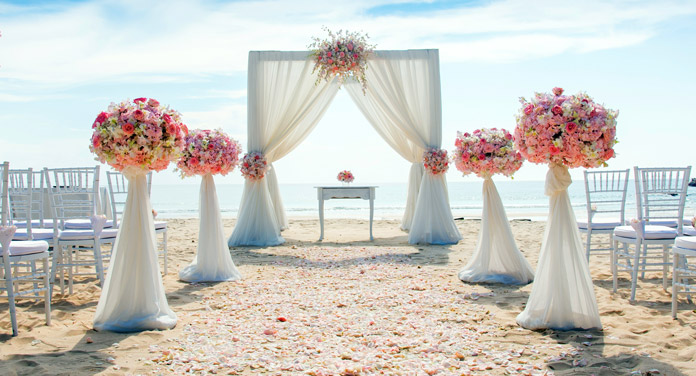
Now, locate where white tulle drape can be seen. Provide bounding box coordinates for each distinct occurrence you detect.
[516,164,601,330]
[180,174,242,283]
[459,177,534,284]
[345,50,460,244]
[93,172,176,332]
[228,51,340,246]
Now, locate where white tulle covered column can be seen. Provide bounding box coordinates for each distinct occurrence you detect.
[180,174,242,283]
[228,51,340,246]
[346,50,460,243]
[459,177,534,284]
[402,163,424,231]
[516,164,601,330]
[93,172,176,332]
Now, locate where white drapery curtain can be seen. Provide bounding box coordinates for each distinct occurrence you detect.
[516,164,601,330]
[180,174,242,282]
[346,50,460,244]
[228,51,340,246]
[458,177,534,284]
[93,172,176,332]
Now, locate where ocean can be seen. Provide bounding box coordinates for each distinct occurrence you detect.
[150,180,696,222]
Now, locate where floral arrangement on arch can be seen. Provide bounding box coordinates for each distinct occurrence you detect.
[337,170,354,183]
[453,128,524,178]
[514,87,618,168]
[240,152,269,181]
[309,27,375,93]
[90,97,187,172]
[177,129,242,177]
[423,148,449,175]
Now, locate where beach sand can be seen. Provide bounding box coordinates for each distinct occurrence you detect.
[1,218,695,375]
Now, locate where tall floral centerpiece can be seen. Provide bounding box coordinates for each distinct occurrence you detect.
[90,97,186,332]
[309,28,375,93]
[177,129,242,283]
[454,128,534,285]
[514,87,618,330]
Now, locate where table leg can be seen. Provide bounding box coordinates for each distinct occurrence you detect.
[318,198,324,241]
[369,197,374,241]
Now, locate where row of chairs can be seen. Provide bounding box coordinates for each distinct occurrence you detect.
[579,167,695,317]
[0,163,168,336]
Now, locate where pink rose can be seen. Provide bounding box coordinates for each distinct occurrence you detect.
[134,109,145,121]
[134,97,147,104]
[190,157,199,166]
[122,123,135,135]
[347,43,354,51]
[550,145,560,155]
[327,51,332,57]
[147,98,160,107]
[552,87,564,96]
[92,134,100,148]
[524,104,534,115]
[163,113,172,124]
[327,59,333,65]
[566,122,577,132]
[552,105,563,116]
[340,51,345,58]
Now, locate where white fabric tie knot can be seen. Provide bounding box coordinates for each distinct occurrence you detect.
[0,225,17,256]
[545,163,572,197]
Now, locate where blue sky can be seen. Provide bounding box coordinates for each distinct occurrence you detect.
[1,0,695,185]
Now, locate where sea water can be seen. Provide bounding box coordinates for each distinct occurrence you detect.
[151,180,696,221]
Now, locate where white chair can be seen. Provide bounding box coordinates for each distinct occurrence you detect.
[0,161,52,336]
[612,166,691,301]
[672,236,696,318]
[45,167,117,295]
[8,168,55,242]
[10,170,54,229]
[578,169,629,261]
[106,171,168,274]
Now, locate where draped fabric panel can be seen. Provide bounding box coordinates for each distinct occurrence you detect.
[346,50,460,243]
[228,51,340,246]
[458,177,534,284]
[516,164,602,330]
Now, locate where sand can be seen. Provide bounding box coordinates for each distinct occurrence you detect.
[1,218,695,375]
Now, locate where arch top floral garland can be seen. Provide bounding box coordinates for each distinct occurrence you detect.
[309,27,376,93]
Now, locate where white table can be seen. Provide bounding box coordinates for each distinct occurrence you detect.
[316,186,377,241]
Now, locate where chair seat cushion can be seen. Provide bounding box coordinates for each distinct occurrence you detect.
[683,226,696,236]
[578,219,622,230]
[12,219,55,229]
[614,225,678,240]
[154,221,167,230]
[64,218,114,229]
[58,228,118,240]
[12,228,55,241]
[8,240,50,256]
[675,236,696,250]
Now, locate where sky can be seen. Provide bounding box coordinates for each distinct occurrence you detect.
[1,0,695,186]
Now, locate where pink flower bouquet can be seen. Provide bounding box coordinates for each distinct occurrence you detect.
[453,128,524,178]
[90,98,188,172]
[240,152,269,181]
[309,28,375,92]
[514,87,618,168]
[337,170,355,183]
[177,129,242,177]
[423,148,449,175]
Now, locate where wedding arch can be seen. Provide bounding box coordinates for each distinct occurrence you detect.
[227,49,462,247]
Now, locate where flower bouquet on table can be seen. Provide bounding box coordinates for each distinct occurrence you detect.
[90,97,186,333]
[177,129,243,283]
[514,87,618,330]
[454,128,533,285]
[337,170,354,186]
[309,27,375,93]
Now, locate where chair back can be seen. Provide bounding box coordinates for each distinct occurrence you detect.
[583,169,630,224]
[44,166,100,229]
[106,171,153,227]
[0,161,8,226]
[634,166,691,232]
[7,168,35,238]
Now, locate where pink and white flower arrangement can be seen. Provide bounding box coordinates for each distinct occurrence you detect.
[240,152,269,181]
[177,129,242,177]
[90,98,188,173]
[337,170,355,183]
[514,87,618,168]
[453,128,524,178]
[423,148,449,175]
[309,27,375,92]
